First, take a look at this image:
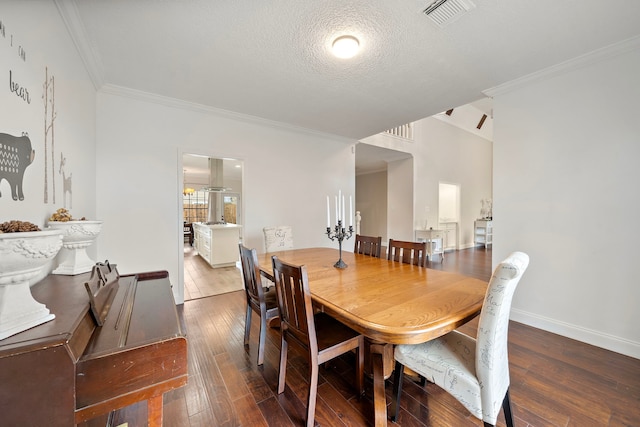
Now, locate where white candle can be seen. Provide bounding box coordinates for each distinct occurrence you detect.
[349,196,352,227]
[342,195,345,225]
[338,190,342,221]
[326,196,330,227]
[335,196,338,224]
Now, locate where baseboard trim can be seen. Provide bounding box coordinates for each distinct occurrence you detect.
[510,308,640,359]
[458,243,477,250]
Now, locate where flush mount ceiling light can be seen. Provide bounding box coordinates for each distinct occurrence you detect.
[332,35,360,59]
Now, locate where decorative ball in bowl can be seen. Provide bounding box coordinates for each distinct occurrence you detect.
[47,220,103,275]
[0,228,63,340]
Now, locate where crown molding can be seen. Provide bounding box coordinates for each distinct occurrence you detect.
[484,35,640,97]
[55,0,105,90]
[99,84,355,144]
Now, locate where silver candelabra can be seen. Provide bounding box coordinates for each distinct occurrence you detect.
[326,220,354,268]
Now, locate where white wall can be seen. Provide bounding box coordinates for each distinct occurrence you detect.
[95,91,356,303]
[0,2,97,280]
[361,118,493,248]
[355,171,388,241]
[491,42,640,358]
[387,157,414,242]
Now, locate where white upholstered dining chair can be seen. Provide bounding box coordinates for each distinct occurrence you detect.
[391,251,530,427]
[263,225,293,252]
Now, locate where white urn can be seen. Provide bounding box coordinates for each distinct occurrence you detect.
[0,229,63,340]
[47,220,103,275]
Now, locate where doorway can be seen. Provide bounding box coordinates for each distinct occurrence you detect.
[181,153,244,301]
[355,143,413,243]
[438,182,459,222]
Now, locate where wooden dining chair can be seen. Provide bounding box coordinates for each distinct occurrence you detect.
[391,252,530,427]
[238,244,279,366]
[271,256,364,427]
[354,234,382,258]
[387,239,428,267]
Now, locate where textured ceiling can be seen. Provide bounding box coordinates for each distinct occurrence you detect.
[65,0,640,140]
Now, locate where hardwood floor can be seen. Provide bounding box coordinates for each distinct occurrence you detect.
[118,247,640,426]
[184,243,244,300]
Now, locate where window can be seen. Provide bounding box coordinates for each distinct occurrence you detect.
[183,190,208,224]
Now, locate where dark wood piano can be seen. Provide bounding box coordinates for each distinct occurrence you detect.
[0,263,188,426]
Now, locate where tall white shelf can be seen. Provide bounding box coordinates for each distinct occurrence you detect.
[474,219,493,248]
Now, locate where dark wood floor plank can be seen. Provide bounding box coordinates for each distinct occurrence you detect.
[275,386,312,427]
[187,405,219,427]
[232,393,270,427]
[317,381,370,426]
[510,384,570,427]
[182,320,218,418]
[257,395,297,426]
[162,388,190,427]
[197,353,239,426]
[522,368,611,425]
[241,365,276,404]
[319,356,364,402]
[215,351,252,401]
[391,378,479,426]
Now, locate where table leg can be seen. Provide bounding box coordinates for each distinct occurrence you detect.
[368,341,394,427]
[147,395,163,427]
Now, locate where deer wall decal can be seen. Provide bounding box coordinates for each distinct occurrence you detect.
[59,153,72,209]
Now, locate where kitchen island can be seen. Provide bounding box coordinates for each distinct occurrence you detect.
[192,223,242,268]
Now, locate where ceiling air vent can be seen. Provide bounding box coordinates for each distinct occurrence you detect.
[423,0,476,27]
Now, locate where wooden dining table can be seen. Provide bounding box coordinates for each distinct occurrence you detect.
[258,247,487,427]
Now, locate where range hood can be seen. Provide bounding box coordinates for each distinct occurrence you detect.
[202,158,231,193]
[204,159,229,224]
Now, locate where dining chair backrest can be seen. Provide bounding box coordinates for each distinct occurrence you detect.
[354,234,382,258]
[475,251,529,418]
[263,225,294,252]
[271,255,316,352]
[387,239,428,267]
[239,244,267,311]
[391,251,529,426]
[238,243,279,365]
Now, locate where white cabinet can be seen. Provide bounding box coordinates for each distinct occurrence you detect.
[193,224,211,263]
[192,223,241,268]
[415,228,445,261]
[474,220,493,248]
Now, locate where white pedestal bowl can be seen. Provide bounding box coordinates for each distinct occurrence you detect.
[0,229,63,340]
[48,220,103,275]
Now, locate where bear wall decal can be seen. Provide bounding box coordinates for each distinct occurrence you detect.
[0,132,35,201]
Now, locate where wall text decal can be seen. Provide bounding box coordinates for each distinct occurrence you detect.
[2,18,31,105]
[9,69,30,104]
[0,19,27,61]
